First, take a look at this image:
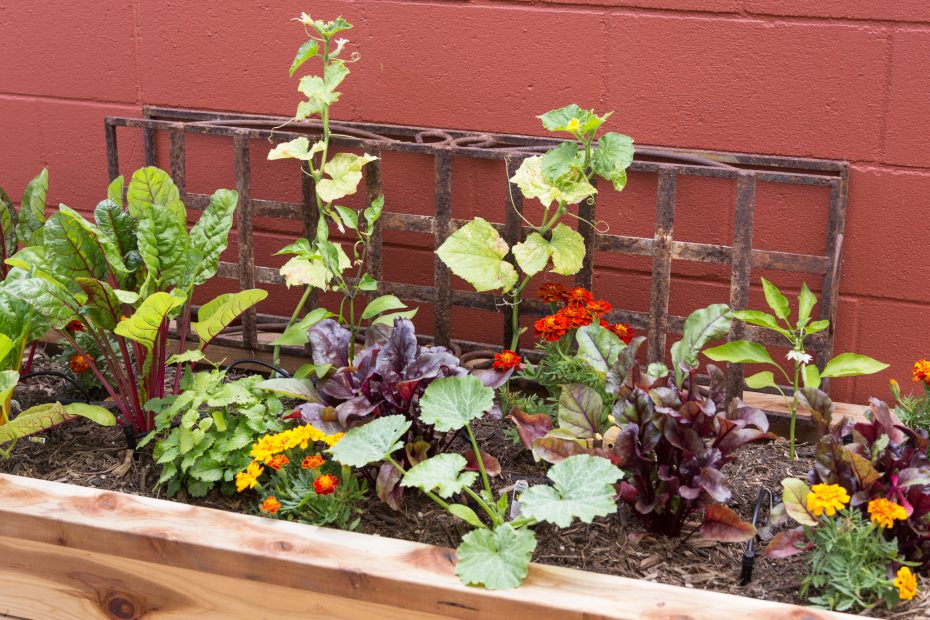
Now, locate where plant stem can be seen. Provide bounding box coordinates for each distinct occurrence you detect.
[384,455,450,511]
[273,285,313,368]
[465,423,491,494]
[789,359,801,460]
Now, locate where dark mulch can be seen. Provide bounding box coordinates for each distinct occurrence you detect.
[3,373,929,617]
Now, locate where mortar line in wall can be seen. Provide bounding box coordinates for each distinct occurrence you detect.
[395,0,930,30]
[878,29,896,163]
[128,0,144,106]
[0,91,139,109]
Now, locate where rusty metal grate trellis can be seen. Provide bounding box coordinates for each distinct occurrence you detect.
[104,106,848,397]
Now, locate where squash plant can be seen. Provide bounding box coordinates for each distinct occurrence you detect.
[436,105,633,351]
[5,167,266,435]
[267,13,412,367]
[329,374,624,590]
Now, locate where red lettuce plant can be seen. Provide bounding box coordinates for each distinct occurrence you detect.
[266,318,501,507]
[773,390,930,564]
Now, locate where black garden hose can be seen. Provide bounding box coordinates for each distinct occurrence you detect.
[19,370,92,404]
[739,487,773,586]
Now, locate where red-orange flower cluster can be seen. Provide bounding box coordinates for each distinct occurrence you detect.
[493,350,522,371]
[302,455,325,470]
[914,359,930,385]
[65,320,84,332]
[534,285,630,342]
[69,353,90,374]
[267,455,290,470]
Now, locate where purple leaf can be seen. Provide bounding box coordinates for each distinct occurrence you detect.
[463,448,501,477]
[701,504,756,542]
[376,462,404,510]
[764,527,811,558]
[309,319,351,368]
[508,408,551,451]
[295,402,345,435]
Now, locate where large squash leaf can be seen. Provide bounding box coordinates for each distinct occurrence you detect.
[435,218,517,293]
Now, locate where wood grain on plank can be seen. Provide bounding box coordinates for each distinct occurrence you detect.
[742,391,870,424]
[0,474,860,620]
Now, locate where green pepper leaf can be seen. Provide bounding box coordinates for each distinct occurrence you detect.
[361,295,407,321]
[797,283,817,328]
[820,353,889,378]
[454,524,537,590]
[703,340,777,366]
[761,277,790,321]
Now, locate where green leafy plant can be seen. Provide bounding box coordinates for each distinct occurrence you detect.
[329,375,624,589]
[267,13,411,366]
[6,167,266,434]
[141,369,286,497]
[0,169,48,280]
[891,363,930,433]
[436,106,633,352]
[703,278,887,458]
[767,479,916,612]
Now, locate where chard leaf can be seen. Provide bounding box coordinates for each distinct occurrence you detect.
[94,199,136,266]
[189,189,238,285]
[43,212,107,281]
[557,384,603,440]
[5,276,82,328]
[780,478,817,526]
[700,504,757,542]
[435,218,517,293]
[548,223,585,276]
[400,453,478,499]
[127,167,182,222]
[0,370,18,420]
[137,204,196,288]
[328,414,411,468]
[518,454,623,527]
[76,278,123,330]
[454,524,536,590]
[820,353,889,378]
[671,303,731,383]
[114,291,185,351]
[0,186,18,263]
[191,289,268,347]
[17,169,48,246]
[575,323,624,374]
[107,175,124,207]
[418,375,494,432]
[0,401,115,444]
[166,350,205,365]
[57,205,129,275]
[511,232,550,277]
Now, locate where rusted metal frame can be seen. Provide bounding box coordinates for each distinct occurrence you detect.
[363,145,384,293]
[104,120,120,182]
[647,169,677,363]
[726,174,757,401]
[816,175,848,393]
[233,132,258,349]
[433,149,453,347]
[168,125,187,208]
[502,155,526,349]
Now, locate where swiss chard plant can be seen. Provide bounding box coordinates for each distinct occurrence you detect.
[703,278,887,458]
[6,167,266,435]
[436,106,633,352]
[141,369,286,497]
[329,374,624,589]
[266,13,411,366]
[0,169,48,280]
[261,318,494,508]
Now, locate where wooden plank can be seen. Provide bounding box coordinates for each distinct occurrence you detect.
[0,474,857,620]
[742,391,870,425]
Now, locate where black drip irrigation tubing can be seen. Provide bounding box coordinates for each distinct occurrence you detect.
[740,487,773,585]
[19,371,92,404]
[223,358,290,379]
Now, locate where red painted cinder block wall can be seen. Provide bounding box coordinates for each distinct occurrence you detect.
[1,0,928,405]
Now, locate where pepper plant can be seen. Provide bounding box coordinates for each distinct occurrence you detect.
[267,13,412,366]
[703,278,887,458]
[329,374,624,589]
[436,105,633,351]
[6,167,266,435]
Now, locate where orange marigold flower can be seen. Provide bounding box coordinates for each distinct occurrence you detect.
[586,299,612,317]
[65,320,84,332]
[119,315,128,322]
[564,286,593,307]
[314,473,339,496]
[895,566,917,601]
[914,359,930,384]
[868,497,908,529]
[534,313,570,342]
[610,323,635,344]
[558,305,592,329]
[69,353,91,374]
[302,455,325,469]
[267,455,290,470]
[493,350,521,371]
[538,282,568,303]
[260,496,281,514]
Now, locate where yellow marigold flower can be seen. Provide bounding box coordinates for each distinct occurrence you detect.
[260,496,281,514]
[235,461,264,493]
[913,359,930,384]
[566,118,581,133]
[806,483,850,517]
[894,566,917,601]
[248,425,344,464]
[868,498,908,529]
